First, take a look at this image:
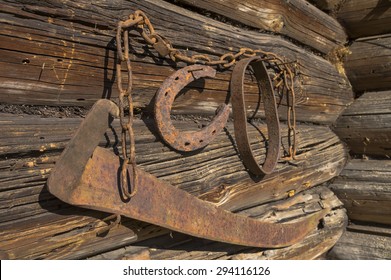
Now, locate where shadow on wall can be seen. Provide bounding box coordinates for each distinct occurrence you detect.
[362,0,390,22]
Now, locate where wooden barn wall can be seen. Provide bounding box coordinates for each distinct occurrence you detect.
[0,0,353,259]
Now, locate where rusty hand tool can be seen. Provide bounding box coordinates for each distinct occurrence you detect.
[47,99,326,248]
[154,65,230,152]
[231,57,281,176]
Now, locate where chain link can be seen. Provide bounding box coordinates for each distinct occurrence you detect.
[116,20,138,199]
[116,11,299,195]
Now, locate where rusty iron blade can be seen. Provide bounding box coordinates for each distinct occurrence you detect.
[47,99,326,248]
[47,99,119,200]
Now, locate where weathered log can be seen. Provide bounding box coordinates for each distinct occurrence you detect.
[336,0,391,39]
[333,90,391,157]
[0,0,353,124]
[329,159,391,225]
[328,224,391,260]
[0,113,347,259]
[344,35,391,93]
[308,0,342,12]
[89,186,347,260]
[175,0,347,54]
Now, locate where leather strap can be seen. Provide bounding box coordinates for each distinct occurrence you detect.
[231,57,281,176]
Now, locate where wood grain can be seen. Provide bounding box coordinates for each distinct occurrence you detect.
[328,224,391,259]
[333,90,391,157]
[308,0,343,12]
[329,159,391,225]
[344,35,391,93]
[176,0,347,54]
[337,0,391,38]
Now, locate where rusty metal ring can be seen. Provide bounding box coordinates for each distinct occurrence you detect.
[154,65,230,152]
[231,57,281,176]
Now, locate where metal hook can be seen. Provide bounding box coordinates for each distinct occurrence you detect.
[95,214,121,236]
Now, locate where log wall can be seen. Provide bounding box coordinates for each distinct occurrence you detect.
[328,224,391,260]
[329,159,391,225]
[325,1,391,259]
[0,114,348,259]
[333,90,391,157]
[0,0,352,259]
[0,0,353,124]
[336,0,391,39]
[343,35,391,93]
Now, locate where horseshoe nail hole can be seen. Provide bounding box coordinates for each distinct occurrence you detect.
[199,139,204,143]
[212,130,216,134]
[77,98,85,101]
[184,142,190,146]
[165,91,169,97]
[175,77,179,80]
[22,58,30,64]
[57,58,63,62]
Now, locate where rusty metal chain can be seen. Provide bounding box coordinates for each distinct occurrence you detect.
[284,69,297,160]
[116,16,140,199]
[116,11,298,195]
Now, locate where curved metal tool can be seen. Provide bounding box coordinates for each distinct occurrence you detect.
[231,57,281,176]
[47,99,326,248]
[154,65,230,152]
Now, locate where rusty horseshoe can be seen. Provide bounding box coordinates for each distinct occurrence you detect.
[154,65,230,152]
